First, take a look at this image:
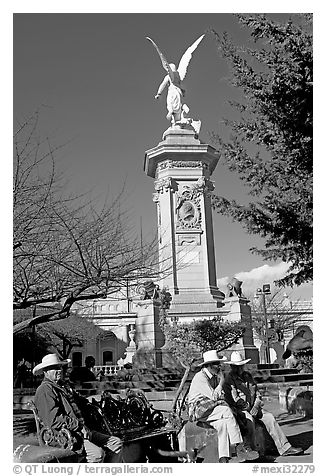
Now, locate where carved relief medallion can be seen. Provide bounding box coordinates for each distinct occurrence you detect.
[175,185,201,230]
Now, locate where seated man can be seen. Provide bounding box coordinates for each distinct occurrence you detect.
[223,351,303,457]
[33,354,123,463]
[187,350,259,463]
[69,356,97,384]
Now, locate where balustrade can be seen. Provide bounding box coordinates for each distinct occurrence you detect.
[93,365,123,376]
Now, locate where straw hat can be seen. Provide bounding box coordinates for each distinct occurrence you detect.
[33,354,71,375]
[228,351,251,366]
[198,350,227,367]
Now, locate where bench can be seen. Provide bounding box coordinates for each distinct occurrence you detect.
[27,401,83,452]
[15,389,180,463]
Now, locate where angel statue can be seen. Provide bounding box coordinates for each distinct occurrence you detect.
[146,34,205,126]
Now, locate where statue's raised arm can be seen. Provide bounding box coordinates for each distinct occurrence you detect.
[146,35,205,127]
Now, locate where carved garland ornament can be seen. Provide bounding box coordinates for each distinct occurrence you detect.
[156,160,207,175]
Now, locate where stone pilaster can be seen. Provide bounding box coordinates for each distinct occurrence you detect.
[132,300,165,367]
[223,296,259,363]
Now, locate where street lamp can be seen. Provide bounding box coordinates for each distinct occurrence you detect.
[255,284,271,364]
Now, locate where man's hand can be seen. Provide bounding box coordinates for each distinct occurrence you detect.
[238,399,249,411]
[106,436,123,453]
[214,399,228,407]
[81,425,91,439]
[214,370,225,396]
[217,369,225,385]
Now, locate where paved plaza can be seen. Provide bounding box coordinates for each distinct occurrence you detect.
[262,401,313,463]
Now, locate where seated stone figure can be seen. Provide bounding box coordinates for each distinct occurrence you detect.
[223,351,303,457]
[187,350,259,463]
[33,354,123,463]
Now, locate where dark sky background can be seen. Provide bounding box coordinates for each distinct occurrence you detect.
[13,11,313,300]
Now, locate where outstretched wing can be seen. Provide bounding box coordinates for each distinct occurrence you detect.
[177,34,205,81]
[146,37,174,82]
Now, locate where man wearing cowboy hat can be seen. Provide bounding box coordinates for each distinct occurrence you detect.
[187,350,259,463]
[223,351,303,457]
[33,354,123,463]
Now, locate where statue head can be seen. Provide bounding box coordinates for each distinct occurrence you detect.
[227,277,243,298]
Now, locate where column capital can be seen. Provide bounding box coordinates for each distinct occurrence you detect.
[154,177,177,193]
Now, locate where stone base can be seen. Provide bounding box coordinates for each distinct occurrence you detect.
[132,348,163,368]
[132,347,184,370]
[168,291,226,321]
[162,123,200,142]
[123,345,136,365]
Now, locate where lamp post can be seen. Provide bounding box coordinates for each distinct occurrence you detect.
[255,284,271,364]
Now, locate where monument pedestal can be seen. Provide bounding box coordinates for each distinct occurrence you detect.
[144,125,224,321]
[223,296,259,363]
[132,299,165,367]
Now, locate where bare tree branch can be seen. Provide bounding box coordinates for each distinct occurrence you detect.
[13,111,171,334]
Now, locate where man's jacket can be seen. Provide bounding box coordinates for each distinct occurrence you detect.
[34,378,84,434]
[223,370,262,417]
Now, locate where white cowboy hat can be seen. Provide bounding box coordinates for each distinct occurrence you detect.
[227,351,251,366]
[33,354,71,375]
[198,350,227,367]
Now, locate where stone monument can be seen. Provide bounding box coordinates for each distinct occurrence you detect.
[142,34,259,363]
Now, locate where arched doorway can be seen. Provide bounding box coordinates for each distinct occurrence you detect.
[97,331,119,365]
[102,350,113,365]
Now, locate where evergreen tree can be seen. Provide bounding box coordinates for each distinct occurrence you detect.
[210,14,312,287]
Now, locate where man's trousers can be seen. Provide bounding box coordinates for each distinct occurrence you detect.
[202,404,243,458]
[84,431,123,463]
[244,410,291,455]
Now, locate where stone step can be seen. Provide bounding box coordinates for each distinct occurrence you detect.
[146,381,166,390]
[130,381,154,390]
[283,373,313,382]
[13,413,36,437]
[267,368,299,376]
[254,364,280,370]
[252,368,299,379]
[13,388,36,395]
[258,363,280,369]
[162,379,180,388]
[254,373,312,384]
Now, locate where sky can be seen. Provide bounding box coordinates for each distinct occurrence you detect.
[12,9,314,303]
